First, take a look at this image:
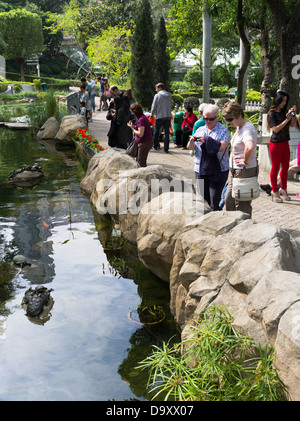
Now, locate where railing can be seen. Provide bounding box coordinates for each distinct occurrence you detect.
[244,101,261,111]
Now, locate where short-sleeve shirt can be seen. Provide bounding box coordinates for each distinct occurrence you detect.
[193,121,231,173]
[267,110,290,143]
[231,121,257,169]
[135,114,153,143]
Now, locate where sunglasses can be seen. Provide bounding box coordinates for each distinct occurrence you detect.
[203,117,217,122]
[225,118,234,122]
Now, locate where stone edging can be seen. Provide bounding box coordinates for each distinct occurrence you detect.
[79,147,300,400]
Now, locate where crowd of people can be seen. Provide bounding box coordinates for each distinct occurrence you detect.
[78,75,300,215]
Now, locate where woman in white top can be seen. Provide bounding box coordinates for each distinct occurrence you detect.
[222,102,258,217]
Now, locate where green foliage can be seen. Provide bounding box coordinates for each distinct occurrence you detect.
[0,9,44,61]
[138,306,287,401]
[171,93,184,108]
[153,17,170,89]
[184,96,200,110]
[0,82,8,93]
[87,25,131,78]
[184,66,203,88]
[33,78,42,92]
[130,0,155,110]
[45,89,58,119]
[246,90,262,102]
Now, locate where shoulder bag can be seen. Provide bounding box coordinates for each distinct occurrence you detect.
[126,139,138,157]
[231,133,260,201]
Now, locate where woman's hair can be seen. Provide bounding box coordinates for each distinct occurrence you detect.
[199,103,208,113]
[268,90,289,114]
[266,90,290,130]
[221,101,244,119]
[124,88,134,101]
[80,84,86,91]
[203,104,219,117]
[130,103,143,118]
[185,105,193,113]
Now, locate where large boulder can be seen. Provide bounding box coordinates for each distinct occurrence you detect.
[36,117,60,140]
[55,115,87,146]
[136,191,210,282]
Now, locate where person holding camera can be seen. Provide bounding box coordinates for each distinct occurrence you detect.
[267,90,297,202]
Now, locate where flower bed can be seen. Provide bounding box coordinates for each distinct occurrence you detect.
[75,128,106,153]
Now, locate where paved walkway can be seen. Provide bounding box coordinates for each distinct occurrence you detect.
[87,100,300,250]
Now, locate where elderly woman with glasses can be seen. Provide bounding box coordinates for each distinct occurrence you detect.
[221,101,258,217]
[187,103,230,211]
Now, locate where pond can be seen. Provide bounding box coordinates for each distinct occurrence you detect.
[0,128,180,401]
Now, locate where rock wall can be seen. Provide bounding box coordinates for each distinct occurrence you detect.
[80,149,300,400]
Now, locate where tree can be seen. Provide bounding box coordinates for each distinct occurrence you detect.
[87,25,131,79]
[130,0,155,110]
[265,0,300,110]
[0,8,43,80]
[202,3,212,103]
[153,17,170,89]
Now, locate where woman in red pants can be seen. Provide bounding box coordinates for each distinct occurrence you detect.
[267,90,297,202]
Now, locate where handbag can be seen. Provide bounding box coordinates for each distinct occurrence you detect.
[231,132,260,201]
[232,176,260,201]
[126,139,138,157]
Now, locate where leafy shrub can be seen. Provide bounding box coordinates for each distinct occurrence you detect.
[172,93,184,108]
[246,90,261,102]
[33,78,42,92]
[0,82,8,93]
[45,89,58,119]
[184,96,200,110]
[138,306,287,401]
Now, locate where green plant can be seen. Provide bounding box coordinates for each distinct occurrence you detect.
[45,89,58,119]
[33,78,42,92]
[74,128,106,153]
[138,306,287,401]
[171,94,184,108]
[104,227,126,250]
[184,96,200,111]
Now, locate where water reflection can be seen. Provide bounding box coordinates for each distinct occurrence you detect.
[0,128,179,400]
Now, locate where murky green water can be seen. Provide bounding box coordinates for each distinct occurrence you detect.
[0,128,179,401]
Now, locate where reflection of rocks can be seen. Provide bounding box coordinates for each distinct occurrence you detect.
[13,254,31,268]
[22,286,54,325]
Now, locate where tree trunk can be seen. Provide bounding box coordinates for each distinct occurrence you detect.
[202,7,212,104]
[259,27,279,113]
[265,0,300,111]
[19,59,25,82]
[236,0,251,106]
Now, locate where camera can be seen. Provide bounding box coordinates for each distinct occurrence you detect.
[289,110,296,117]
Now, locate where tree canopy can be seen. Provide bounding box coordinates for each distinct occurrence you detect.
[0,8,44,80]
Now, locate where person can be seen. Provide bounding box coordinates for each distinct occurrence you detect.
[221,101,258,217]
[79,84,92,120]
[192,103,207,135]
[296,113,300,201]
[174,106,198,149]
[187,104,230,211]
[81,77,92,121]
[97,76,105,111]
[127,103,153,167]
[113,95,131,149]
[151,82,172,153]
[78,100,88,124]
[106,85,122,147]
[86,74,96,115]
[267,90,297,202]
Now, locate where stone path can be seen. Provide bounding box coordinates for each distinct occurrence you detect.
[87,100,300,250]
